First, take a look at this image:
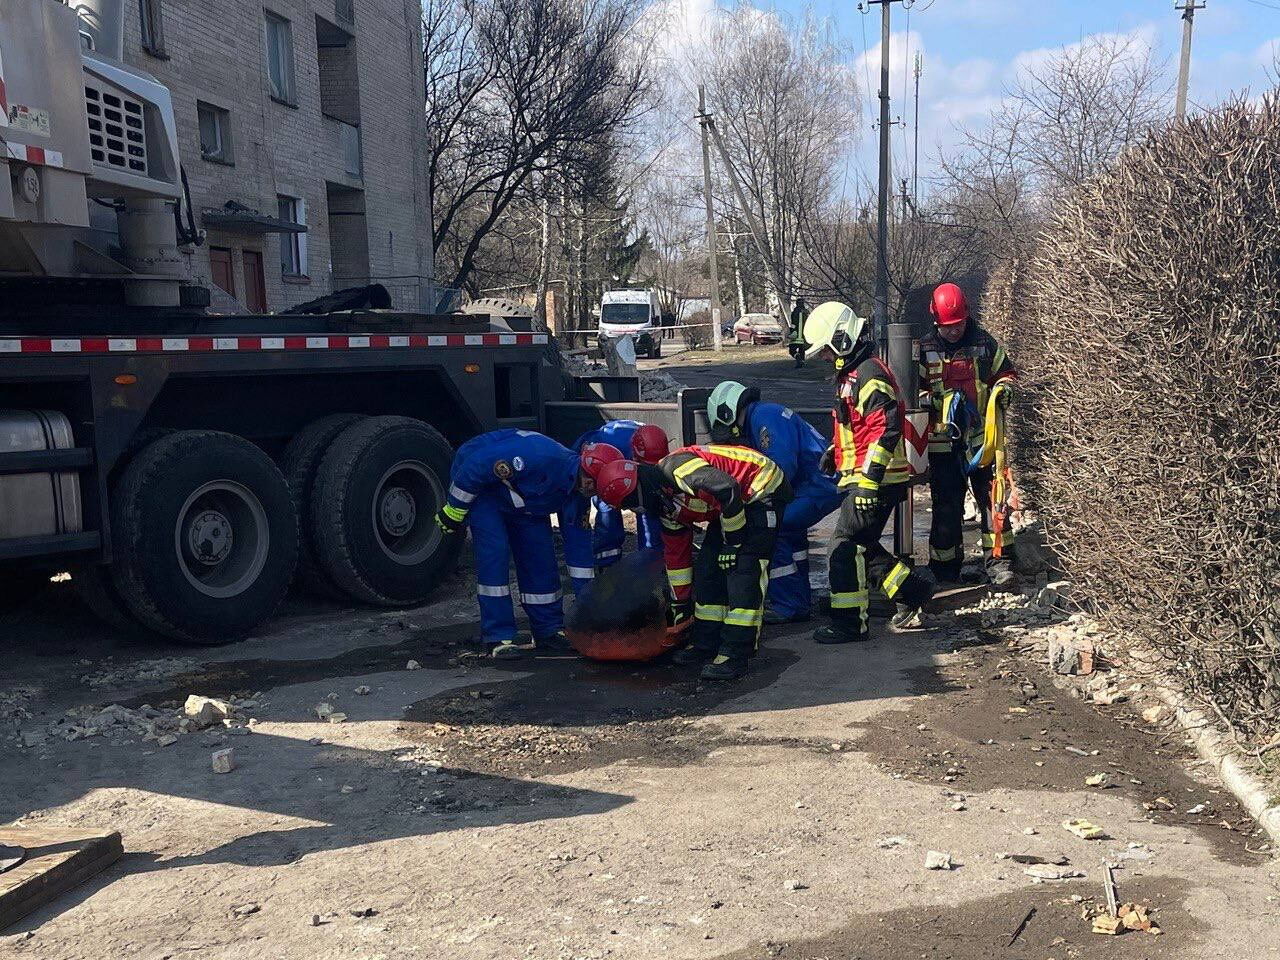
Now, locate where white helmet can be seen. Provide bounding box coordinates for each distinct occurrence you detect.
[803,301,871,360]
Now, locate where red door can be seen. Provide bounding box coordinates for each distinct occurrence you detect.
[243,249,268,313]
[209,247,235,296]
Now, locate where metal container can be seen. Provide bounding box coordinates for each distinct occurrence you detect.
[0,410,82,539]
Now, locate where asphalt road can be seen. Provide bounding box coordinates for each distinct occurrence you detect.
[642,343,832,410]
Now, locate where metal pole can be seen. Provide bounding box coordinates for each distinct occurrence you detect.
[698,85,724,352]
[913,52,922,205]
[1175,1,1204,121]
[874,0,891,350]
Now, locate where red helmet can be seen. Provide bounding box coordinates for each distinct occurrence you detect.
[630,424,669,465]
[595,459,639,508]
[929,283,969,326]
[580,442,625,479]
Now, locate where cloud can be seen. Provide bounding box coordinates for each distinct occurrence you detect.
[1009,24,1159,82]
[925,0,1021,24]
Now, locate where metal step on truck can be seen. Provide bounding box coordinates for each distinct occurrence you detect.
[1,0,679,645]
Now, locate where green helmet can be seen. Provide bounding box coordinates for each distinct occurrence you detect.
[707,381,760,443]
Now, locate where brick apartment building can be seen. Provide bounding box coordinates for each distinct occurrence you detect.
[120,0,432,312]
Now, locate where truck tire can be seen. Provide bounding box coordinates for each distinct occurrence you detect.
[110,431,299,645]
[73,564,148,636]
[311,416,459,606]
[281,413,362,599]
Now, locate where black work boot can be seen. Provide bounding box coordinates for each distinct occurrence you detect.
[700,654,748,681]
[813,621,868,644]
[673,644,716,666]
[929,560,962,584]
[534,630,576,654]
[889,568,937,632]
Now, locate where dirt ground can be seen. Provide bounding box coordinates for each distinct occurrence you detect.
[2,544,1278,959]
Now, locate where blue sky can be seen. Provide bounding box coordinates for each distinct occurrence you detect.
[667,0,1280,189]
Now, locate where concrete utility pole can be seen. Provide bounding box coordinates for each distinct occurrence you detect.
[913,51,922,205]
[697,85,724,352]
[703,104,794,334]
[1175,0,1205,121]
[862,0,915,560]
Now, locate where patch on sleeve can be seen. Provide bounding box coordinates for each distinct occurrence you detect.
[493,460,514,480]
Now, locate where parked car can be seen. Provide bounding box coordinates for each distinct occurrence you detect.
[734,313,784,345]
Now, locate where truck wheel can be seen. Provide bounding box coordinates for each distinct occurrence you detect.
[312,416,459,606]
[281,413,361,599]
[73,564,147,636]
[110,431,298,644]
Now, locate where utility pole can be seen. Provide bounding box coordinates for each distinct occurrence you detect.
[861,0,915,560]
[703,106,794,333]
[696,85,723,352]
[1175,0,1205,121]
[913,51,922,205]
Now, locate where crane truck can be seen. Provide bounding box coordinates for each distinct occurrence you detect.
[0,0,571,644]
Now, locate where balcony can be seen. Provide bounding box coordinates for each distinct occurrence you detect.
[322,116,362,181]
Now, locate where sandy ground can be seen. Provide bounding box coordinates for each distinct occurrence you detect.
[1,348,1276,957]
[2,542,1278,960]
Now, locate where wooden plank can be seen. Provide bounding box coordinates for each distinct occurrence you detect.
[0,827,122,930]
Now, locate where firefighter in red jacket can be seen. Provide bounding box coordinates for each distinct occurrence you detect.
[803,302,935,643]
[919,283,1018,585]
[594,445,791,681]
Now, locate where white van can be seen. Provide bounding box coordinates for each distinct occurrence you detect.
[598,289,662,359]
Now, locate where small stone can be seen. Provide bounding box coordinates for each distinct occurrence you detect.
[1023,864,1085,881]
[785,879,808,891]
[211,748,236,774]
[924,851,953,871]
[355,685,371,695]
[350,907,378,918]
[184,695,233,727]
[230,902,259,918]
[1142,705,1165,724]
[1062,818,1105,840]
[1023,827,1038,836]
[310,914,321,927]
[951,802,967,811]
[315,703,334,721]
[328,713,348,724]
[1085,773,1110,788]
[877,836,906,848]
[157,734,178,747]
[406,660,422,671]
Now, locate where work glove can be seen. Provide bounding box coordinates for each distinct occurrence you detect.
[668,599,693,628]
[995,387,1014,410]
[819,445,836,476]
[434,508,465,537]
[717,545,739,572]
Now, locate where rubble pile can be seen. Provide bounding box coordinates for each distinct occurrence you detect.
[14,692,262,749]
[640,372,682,402]
[79,657,198,689]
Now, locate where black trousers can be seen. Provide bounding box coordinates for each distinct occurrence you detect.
[828,484,931,633]
[927,450,1015,575]
[690,499,784,661]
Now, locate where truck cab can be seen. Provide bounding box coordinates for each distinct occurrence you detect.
[598,289,662,360]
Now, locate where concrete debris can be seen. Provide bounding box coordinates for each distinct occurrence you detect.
[877,836,906,848]
[183,695,234,727]
[784,879,808,891]
[1185,803,1208,815]
[640,371,682,402]
[80,657,198,689]
[328,713,348,724]
[1093,903,1160,936]
[1023,827,1038,836]
[1142,705,1166,724]
[1062,819,1106,840]
[1092,914,1124,935]
[1037,581,1072,609]
[1024,864,1085,881]
[354,685,371,695]
[211,748,236,774]
[230,903,260,918]
[924,851,954,870]
[406,660,422,671]
[1085,773,1110,788]
[1048,635,1095,676]
[315,703,334,721]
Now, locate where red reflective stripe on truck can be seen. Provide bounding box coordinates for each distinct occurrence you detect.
[0,333,548,355]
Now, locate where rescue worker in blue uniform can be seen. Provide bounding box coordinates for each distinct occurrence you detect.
[707,382,844,624]
[433,429,594,659]
[572,420,669,566]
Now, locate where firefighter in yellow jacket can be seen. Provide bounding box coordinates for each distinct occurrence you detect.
[919,283,1018,586]
[804,302,935,643]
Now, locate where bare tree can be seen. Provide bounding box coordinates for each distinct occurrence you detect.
[939,32,1170,260]
[691,8,859,321]
[424,0,654,293]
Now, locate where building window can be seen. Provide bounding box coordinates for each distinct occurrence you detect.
[277,195,307,276]
[139,0,166,58]
[197,102,233,163]
[264,11,296,105]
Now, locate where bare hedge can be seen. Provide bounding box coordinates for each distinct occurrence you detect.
[1009,98,1280,739]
